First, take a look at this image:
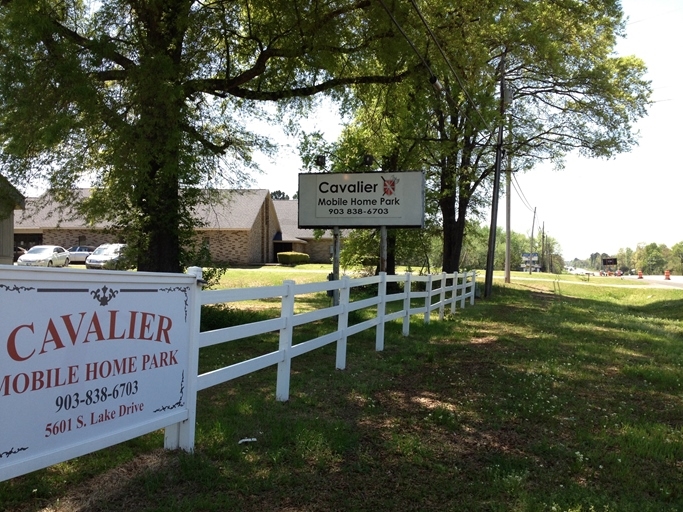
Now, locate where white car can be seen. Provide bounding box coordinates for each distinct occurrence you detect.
[85,243,129,269]
[16,245,70,267]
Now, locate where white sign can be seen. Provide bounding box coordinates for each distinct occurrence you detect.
[0,267,196,481]
[298,171,425,228]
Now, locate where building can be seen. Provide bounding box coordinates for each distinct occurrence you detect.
[272,199,333,263]
[0,175,25,265]
[14,189,333,265]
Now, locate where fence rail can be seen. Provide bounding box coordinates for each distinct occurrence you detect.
[0,266,477,479]
[168,270,476,451]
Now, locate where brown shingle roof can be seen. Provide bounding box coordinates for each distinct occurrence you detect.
[14,189,91,230]
[272,200,337,242]
[193,189,271,230]
[14,188,343,244]
[14,188,274,232]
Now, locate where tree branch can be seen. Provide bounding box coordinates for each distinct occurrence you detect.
[181,122,233,154]
[187,70,411,101]
[47,18,136,71]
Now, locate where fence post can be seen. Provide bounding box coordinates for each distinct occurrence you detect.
[276,280,295,401]
[165,266,203,452]
[460,272,467,309]
[402,272,412,336]
[450,271,459,314]
[376,272,386,351]
[336,276,350,370]
[470,271,476,305]
[424,274,433,324]
[438,272,447,320]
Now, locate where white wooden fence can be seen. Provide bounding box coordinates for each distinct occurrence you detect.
[0,267,476,480]
[164,270,477,451]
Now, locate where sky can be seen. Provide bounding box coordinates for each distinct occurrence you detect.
[252,0,683,261]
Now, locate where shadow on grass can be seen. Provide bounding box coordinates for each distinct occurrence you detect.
[4,282,683,511]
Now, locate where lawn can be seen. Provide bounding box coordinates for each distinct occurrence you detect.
[2,269,682,511]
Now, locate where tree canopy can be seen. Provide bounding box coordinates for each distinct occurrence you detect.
[0,0,651,273]
[315,0,651,272]
[0,0,408,271]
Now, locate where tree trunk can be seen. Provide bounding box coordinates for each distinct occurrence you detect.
[136,175,182,273]
[440,190,458,273]
[130,4,187,273]
[440,161,474,273]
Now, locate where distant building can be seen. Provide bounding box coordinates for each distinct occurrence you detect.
[272,199,334,263]
[0,175,25,265]
[14,189,333,265]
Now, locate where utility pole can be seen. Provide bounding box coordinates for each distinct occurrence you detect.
[484,53,508,298]
[528,207,536,275]
[541,222,548,272]
[504,150,512,284]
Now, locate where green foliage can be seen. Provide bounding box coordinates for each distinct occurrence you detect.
[276,251,310,265]
[617,246,636,273]
[670,242,683,274]
[0,0,408,272]
[270,190,289,200]
[326,0,651,273]
[339,227,442,274]
[183,241,229,289]
[199,304,264,332]
[634,242,668,275]
[339,229,378,271]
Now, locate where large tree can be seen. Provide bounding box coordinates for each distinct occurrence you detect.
[0,0,408,271]
[323,0,651,272]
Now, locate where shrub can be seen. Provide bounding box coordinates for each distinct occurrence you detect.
[183,242,228,289]
[277,251,310,265]
[200,304,272,331]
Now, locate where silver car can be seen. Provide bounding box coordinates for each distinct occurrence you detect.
[66,245,96,264]
[16,245,70,267]
[85,243,128,269]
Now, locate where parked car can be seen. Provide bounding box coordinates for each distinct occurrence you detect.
[66,245,96,264]
[85,243,129,269]
[16,245,70,267]
[13,246,27,262]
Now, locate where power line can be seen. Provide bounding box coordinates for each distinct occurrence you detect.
[375,0,437,81]
[377,0,494,131]
[406,0,491,130]
[511,173,534,212]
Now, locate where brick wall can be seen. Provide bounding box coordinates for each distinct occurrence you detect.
[306,239,333,263]
[196,230,251,265]
[246,197,280,264]
[42,229,117,249]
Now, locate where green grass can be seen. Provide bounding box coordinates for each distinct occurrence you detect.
[215,264,334,288]
[2,271,683,511]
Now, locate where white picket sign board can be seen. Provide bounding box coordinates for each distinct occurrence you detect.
[0,266,195,481]
[298,171,425,228]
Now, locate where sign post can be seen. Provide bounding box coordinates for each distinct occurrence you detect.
[332,227,341,306]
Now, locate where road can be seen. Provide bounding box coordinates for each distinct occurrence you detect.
[496,274,683,290]
[622,274,683,289]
